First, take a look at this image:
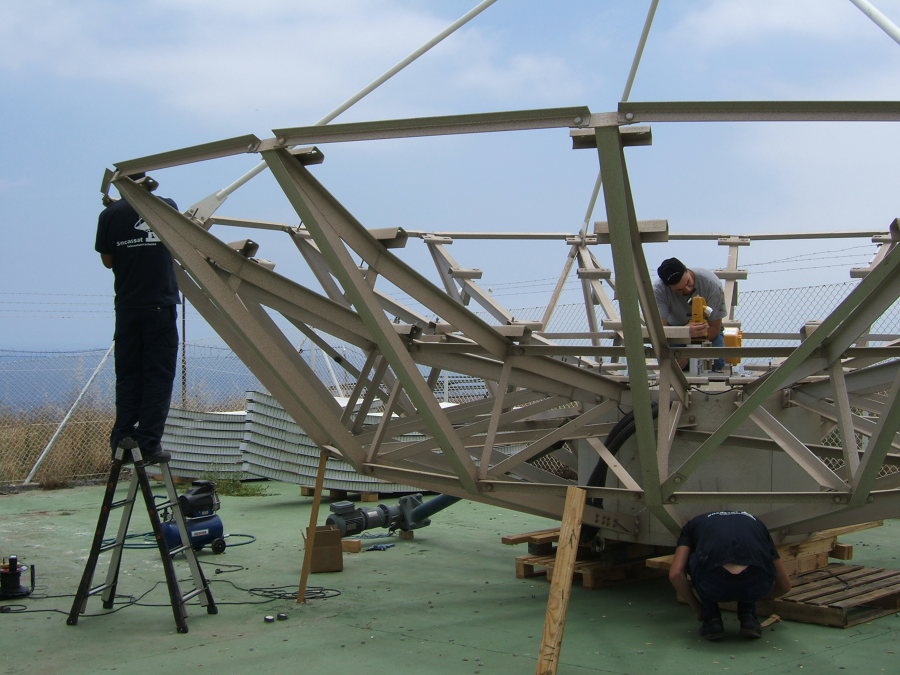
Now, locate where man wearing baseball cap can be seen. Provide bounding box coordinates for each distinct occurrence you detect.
[654,257,726,370]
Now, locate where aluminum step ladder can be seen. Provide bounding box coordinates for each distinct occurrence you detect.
[66,445,217,633]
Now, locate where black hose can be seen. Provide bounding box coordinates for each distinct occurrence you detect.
[586,402,659,492]
[581,402,659,542]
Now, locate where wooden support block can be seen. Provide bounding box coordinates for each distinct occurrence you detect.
[359,492,380,502]
[399,530,415,540]
[516,554,550,579]
[830,543,854,560]
[646,553,674,570]
[341,539,362,553]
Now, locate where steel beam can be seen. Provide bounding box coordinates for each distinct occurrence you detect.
[619,100,900,123]
[270,106,592,146]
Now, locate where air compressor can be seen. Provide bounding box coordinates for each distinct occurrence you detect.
[0,555,34,599]
[160,480,226,554]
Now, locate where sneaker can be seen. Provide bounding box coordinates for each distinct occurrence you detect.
[700,616,725,641]
[136,444,171,466]
[739,614,762,639]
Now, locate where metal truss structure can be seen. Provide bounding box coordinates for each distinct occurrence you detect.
[102,0,900,546]
[106,99,899,547]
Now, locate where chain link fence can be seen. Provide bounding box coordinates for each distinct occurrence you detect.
[2,281,896,486]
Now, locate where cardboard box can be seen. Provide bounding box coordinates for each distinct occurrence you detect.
[307,525,343,573]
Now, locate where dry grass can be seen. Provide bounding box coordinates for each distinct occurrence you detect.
[0,393,250,487]
[0,406,114,486]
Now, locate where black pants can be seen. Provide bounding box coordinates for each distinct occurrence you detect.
[111,305,178,452]
[693,564,774,620]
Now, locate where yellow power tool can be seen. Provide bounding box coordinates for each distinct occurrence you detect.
[690,296,711,343]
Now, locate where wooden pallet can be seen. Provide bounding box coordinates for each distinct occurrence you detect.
[515,553,665,589]
[764,563,900,628]
[505,528,668,588]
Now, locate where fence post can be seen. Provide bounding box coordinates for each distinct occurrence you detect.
[22,343,114,485]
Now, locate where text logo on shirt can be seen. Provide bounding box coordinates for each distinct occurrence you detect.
[134,218,161,243]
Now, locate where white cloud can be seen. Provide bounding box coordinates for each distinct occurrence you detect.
[736,120,900,230]
[669,0,900,49]
[0,1,587,129]
[0,3,450,124]
[452,52,585,103]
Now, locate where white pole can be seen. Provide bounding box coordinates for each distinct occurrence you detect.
[579,0,660,238]
[23,343,115,485]
[321,348,346,398]
[621,0,660,102]
[848,0,900,45]
[188,0,501,222]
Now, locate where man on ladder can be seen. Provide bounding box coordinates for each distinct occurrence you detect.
[67,173,215,633]
[94,171,180,464]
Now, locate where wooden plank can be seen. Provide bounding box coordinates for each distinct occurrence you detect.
[804,521,882,540]
[502,528,561,545]
[787,563,865,585]
[783,565,871,602]
[536,486,585,675]
[826,573,900,607]
[774,600,848,627]
[297,449,329,603]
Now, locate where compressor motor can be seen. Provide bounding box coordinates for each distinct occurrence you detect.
[160,480,226,554]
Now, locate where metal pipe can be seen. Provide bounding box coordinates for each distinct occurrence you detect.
[190,0,501,220]
[23,343,115,485]
[409,493,462,523]
[848,0,900,45]
[621,0,660,102]
[580,0,659,238]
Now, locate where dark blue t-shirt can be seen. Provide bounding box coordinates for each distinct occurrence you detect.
[95,197,180,308]
[677,511,778,579]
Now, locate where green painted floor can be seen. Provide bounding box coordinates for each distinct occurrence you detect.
[2,480,899,675]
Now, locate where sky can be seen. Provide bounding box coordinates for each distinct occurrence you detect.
[1,0,898,351]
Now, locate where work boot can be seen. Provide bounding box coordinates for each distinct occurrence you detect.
[136,443,171,466]
[700,616,725,641]
[739,613,762,639]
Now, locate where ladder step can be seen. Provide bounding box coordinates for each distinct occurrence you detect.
[110,497,135,509]
[168,544,191,557]
[154,500,176,511]
[180,587,204,604]
[87,582,113,597]
[99,541,122,554]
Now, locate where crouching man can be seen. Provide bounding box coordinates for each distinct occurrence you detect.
[668,511,792,640]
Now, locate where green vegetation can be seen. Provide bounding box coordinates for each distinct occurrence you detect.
[202,475,270,497]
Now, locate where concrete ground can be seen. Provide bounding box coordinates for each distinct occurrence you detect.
[2,480,899,675]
